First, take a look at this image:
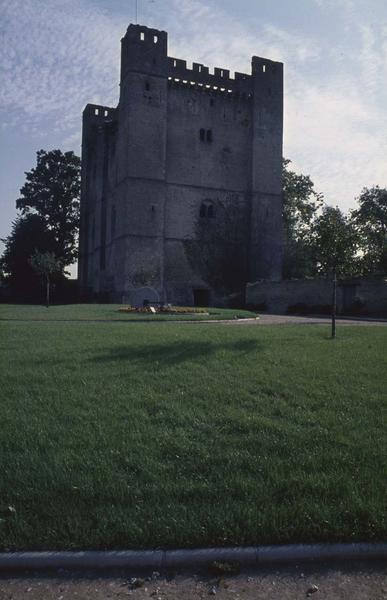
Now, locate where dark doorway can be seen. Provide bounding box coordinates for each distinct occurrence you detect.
[193,289,210,307]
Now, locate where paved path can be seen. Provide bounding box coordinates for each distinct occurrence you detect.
[1,314,387,326]
[222,314,387,326]
[0,560,386,599]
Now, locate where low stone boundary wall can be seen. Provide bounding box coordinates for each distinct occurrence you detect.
[246,276,387,316]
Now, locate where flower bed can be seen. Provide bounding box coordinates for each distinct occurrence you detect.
[117,305,209,315]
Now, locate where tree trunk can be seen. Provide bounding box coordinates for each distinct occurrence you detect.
[331,266,337,338]
[46,275,50,308]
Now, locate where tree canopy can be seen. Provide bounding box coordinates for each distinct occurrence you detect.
[0,214,57,301]
[310,206,358,277]
[16,149,81,266]
[1,149,81,302]
[351,186,387,274]
[282,159,323,279]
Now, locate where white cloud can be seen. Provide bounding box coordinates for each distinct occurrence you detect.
[0,0,121,133]
[1,0,386,213]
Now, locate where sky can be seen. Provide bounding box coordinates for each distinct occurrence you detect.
[1,0,387,276]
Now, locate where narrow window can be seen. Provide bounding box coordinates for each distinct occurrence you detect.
[104,110,108,117]
[207,204,215,218]
[140,31,145,41]
[173,59,177,67]
[199,128,205,141]
[198,65,202,73]
[200,204,206,218]
[262,64,266,72]
[220,69,224,77]
[206,129,212,142]
[153,35,158,43]
[94,108,99,115]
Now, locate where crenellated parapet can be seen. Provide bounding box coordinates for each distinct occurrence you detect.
[82,104,117,147]
[167,58,252,95]
[83,103,116,122]
[120,24,284,99]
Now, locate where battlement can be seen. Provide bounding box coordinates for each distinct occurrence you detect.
[167,58,252,94]
[83,104,116,121]
[122,24,168,50]
[120,24,282,97]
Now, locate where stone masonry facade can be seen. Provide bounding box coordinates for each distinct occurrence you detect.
[78,24,283,306]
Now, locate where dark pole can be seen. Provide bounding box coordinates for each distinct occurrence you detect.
[331,265,337,338]
[46,274,50,308]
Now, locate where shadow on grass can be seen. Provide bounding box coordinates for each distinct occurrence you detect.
[90,339,263,366]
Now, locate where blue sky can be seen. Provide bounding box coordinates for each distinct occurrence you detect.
[1,0,386,276]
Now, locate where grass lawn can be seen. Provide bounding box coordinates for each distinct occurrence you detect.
[0,313,386,550]
[0,303,257,321]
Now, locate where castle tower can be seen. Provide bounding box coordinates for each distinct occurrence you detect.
[78,24,283,306]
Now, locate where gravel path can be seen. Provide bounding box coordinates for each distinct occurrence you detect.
[1,561,386,599]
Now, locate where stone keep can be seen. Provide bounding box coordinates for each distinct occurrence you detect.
[78,24,283,306]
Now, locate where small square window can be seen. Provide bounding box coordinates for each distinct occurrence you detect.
[153,35,158,43]
[140,32,145,41]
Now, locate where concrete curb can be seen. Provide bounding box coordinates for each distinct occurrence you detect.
[0,317,259,324]
[0,544,386,572]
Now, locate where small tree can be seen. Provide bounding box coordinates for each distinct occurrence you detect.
[0,215,57,301]
[310,206,358,337]
[29,251,63,307]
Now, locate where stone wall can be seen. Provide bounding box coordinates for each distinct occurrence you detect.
[246,276,387,316]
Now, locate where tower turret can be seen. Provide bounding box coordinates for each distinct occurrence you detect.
[249,55,283,281]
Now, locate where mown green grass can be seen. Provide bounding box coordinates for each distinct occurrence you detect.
[0,303,257,321]
[0,317,386,550]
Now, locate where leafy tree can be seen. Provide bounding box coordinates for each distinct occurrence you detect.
[0,214,56,301]
[351,186,387,274]
[29,251,63,307]
[16,149,81,267]
[282,158,323,278]
[310,206,358,338]
[310,206,358,277]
